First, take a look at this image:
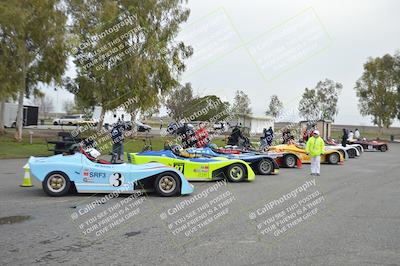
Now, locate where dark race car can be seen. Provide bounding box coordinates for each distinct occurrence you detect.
[349,139,388,152]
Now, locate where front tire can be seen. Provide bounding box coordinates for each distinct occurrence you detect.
[380,145,387,152]
[328,153,340,164]
[43,172,71,197]
[154,172,181,197]
[256,159,273,175]
[225,163,246,182]
[283,154,297,168]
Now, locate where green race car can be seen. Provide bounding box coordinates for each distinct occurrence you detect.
[127,146,255,182]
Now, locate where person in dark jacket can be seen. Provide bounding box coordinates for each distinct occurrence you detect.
[341,128,348,147]
[111,120,125,162]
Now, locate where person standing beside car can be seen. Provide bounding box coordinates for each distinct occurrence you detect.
[195,122,209,148]
[348,130,354,141]
[305,130,325,176]
[354,128,360,140]
[111,120,124,162]
[341,128,348,147]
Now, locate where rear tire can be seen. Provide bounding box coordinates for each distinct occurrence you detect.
[328,153,340,164]
[283,154,297,168]
[43,172,71,197]
[256,159,273,175]
[380,145,387,152]
[355,146,362,153]
[154,172,181,197]
[225,163,246,182]
[347,148,356,158]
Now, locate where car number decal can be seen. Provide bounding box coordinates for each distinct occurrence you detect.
[173,163,185,173]
[109,172,124,187]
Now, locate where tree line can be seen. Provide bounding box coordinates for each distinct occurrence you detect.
[0,0,192,140]
[1,1,399,141]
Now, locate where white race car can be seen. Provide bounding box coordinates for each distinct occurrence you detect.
[325,139,363,158]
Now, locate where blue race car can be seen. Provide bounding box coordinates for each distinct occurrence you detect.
[28,148,194,197]
[186,146,280,175]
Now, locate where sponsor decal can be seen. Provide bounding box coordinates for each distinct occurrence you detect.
[83,169,89,177]
[83,177,94,183]
[82,169,107,179]
[194,165,209,173]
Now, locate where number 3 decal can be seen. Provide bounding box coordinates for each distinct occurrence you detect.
[109,172,124,187]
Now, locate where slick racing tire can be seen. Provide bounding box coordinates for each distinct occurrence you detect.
[256,159,273,175]
[347,148,356,158]
[226,163,246,182]
[155,172,181,197]
[380,145,387,152]
[355,146,362,154]
[283,154,297,168]
[328,153,340,164]
[43,171,71,197]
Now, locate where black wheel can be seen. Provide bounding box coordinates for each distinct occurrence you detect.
[53,121,58,125]
[225,163,246,182]
[347,148,356,158]
[68,122,73,125]
[380,145,387,152]
[328,153,340,164]
[256,159,273,175]
[354,146,362,153]
[11,122,16,128]
[43,172,71,197]
[154,172,181,197]
[283,154,297,168]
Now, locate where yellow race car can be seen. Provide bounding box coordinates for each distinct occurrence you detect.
[268,143,344,164]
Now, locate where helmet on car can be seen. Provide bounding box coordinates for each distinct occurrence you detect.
[170,144,183,154]
[86,148,101,159]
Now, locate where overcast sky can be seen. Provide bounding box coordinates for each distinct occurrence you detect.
[38,0,400,126]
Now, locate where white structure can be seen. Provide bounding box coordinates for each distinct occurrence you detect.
[230,114,274,134]
[92,106,132,127]
[2,102,18,127]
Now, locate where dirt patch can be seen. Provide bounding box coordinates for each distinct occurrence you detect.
[0,215,31,225]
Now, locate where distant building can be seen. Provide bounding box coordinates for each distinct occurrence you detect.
[299,119,332,140]
[229,114,274,134]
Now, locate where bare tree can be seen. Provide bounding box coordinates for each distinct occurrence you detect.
[33,95,54,119]
[266,95,283,119]
[63,99,75,115]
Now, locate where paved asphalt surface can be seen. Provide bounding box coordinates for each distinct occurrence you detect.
[0,144,399,266]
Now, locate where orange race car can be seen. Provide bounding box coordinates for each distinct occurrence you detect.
[268,143,344,165]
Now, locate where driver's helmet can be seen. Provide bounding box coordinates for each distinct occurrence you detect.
[170,144,183,154]
[86,147,101,159]
[208,143,218,149]
[362,137,366,141]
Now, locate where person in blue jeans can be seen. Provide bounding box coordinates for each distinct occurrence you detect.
[111,120,124,162]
